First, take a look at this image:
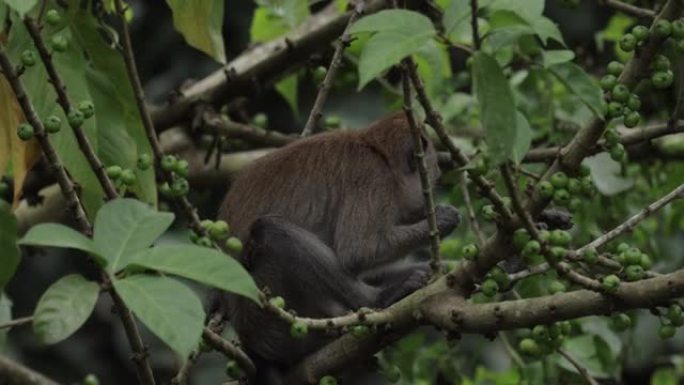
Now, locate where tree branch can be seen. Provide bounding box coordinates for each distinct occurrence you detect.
[0,355,59,385]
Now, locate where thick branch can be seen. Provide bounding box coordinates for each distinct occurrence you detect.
[0,355,59,385]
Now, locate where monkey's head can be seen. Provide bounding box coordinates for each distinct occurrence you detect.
[363,112,441,221]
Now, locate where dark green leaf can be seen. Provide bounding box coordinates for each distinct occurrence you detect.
[165,0,226,63]
[93,199,174,273]
[549,62,606,119]
[542,50,575,68]
[0,202,19,291]
[559,335,610,378]
[472,52,517,165]
[510,112,532,164]
[3,0,38,16]
[33,274,99,344]
[651,368,677,385]
[113,275,204,358]
[19,223,106,267]
[275,74,299,116]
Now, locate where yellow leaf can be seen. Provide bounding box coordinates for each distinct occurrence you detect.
[0,76,41,208]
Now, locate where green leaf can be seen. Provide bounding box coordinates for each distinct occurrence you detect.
[350,10,437,90]
[275,74,299,116]
[128,245,259,302]
[472,52,517,165]
[165,0,226,63]
[549,62,606,119]
[0,202,19,291]
[413,40,452,97]
[559,334,612,378]
[443,0,469,36]
[510,112,532,164]
[93,199,174,273]
[33,274,99,344]
[584,153,633,195]
[488,1,564,46]
[542,50,575,68]
[3,0,38,16]
[19,223,106,267]
[113,275,204,358]
[71,14,157,207]
[250,6,289,42]
[651,368,677,385]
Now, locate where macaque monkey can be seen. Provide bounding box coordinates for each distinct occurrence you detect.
[217,112,461,383]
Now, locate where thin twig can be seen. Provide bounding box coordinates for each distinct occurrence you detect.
[0,45,91,234]
[112,0,205,236]
[24,17,118,200]
[470,0,480,49]
[404,57,514,223]
[0,316,32,330]
[581,182,684,252]
[202,328,256,381]
[669,62,684,129]
[300,0,365,137]
[557,348,600,385]
[401,63,442,273]
[599,0,656,18]
[202,112,294,147]
[460,174,485,246]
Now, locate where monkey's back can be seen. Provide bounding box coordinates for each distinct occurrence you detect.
[220,126,400,266]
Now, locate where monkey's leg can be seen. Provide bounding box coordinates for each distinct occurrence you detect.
[248,216,381,313]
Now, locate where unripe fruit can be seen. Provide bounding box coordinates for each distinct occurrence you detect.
[625,264,644,281]
[351,325,370,339]
[550,171,568,188]
[659,324,676,339]
[171,178,189,196]
[44,115,61,133]
[78,100,95,119]
[553,189,570,206]
[651,55,671,71]
[523,240,541,257]
[481,204,496,221]
[548,246,567,262]
[252,113,268,128]
[580,177,596,197]
[45,9,61,26]
[611,84,630,102]
[480,278,499,297]
[290,321,308,338]
[269,296,286,309]
[582,246,598,264]
[617,242,630,253]
[462,243,479,260]
[519,338,540,356]
[50,35,68,52]
[325,116,341,128]
[538,230,551,243]
[106,165,122,179]
[489,266,510,287]
[21,50,36,67]
[627,94,641,111]
[174,159,190,177]
[567,178,582,195]
[382,365,401,383]
[137,153,151,170]
[538,181,554,199]
[655,19,672,38]
[532,325,549,341]
[120,169,136,186]
[600,74,617,91]
[210,220,230,240]
[67,109,84,128]
[673,19,684,39]
[225,237,243,253]
[632,25,649,41]
[619,33,637,51]
[610,143,626,162]
[196,236,213,248]
[669,304,684,326]
[313,66,327,83]
[602,274,620,293]
[17,123,34,140]
[161,155,177,172]
[318,375,337,385]
[652,70,674,89]
[550,229,572,247]
[607,61,624,76]
[549,280,566,294]
[610,313,632,331]
[83,374,99,385]
[513,228,531,250]
[225,360,242,379]
[640,253,653,269]
[607,101,624,118]
[624,247,642,265]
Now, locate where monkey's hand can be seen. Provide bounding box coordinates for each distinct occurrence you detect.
[435,204,461,237]
[376,263,431,308]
